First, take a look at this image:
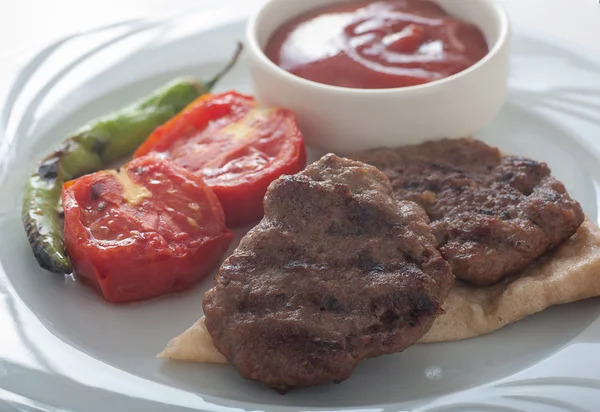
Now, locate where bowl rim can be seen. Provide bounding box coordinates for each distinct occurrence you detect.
[245,0,511,95]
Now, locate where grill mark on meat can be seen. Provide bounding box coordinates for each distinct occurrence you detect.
[410,294,438,320]
[321,297,343,312]
[357,250,384,273]
[500,171,515,182]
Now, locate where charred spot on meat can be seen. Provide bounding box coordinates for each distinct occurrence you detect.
[203,154,453,392]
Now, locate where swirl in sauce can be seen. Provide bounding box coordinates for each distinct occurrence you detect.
[265,0,489,89]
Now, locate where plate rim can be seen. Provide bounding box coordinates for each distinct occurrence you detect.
[2,6,600,412]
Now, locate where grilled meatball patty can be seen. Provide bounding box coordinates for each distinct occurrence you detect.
[203,154,453,392]
[353,138,585,286]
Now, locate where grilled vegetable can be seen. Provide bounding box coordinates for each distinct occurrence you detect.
[62,156,233,303]
[134,91,307,226]
[22,44,243,274]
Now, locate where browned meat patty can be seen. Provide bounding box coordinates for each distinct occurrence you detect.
[203,154,453,392]
[353,138,585,286]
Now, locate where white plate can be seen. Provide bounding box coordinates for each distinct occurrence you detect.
[1,7,600,412]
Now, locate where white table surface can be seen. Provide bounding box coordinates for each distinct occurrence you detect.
[1,0,599,60]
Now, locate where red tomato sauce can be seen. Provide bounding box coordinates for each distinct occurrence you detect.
[265,0,489,89]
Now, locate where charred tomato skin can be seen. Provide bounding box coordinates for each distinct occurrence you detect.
[62,156,233,303]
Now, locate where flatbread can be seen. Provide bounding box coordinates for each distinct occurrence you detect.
[158,218,600,362]
[159,314,226,363]
[421,217,600,342]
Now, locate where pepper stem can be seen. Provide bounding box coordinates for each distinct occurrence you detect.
[205,42,244,91]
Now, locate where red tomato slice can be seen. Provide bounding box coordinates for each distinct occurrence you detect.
[134,91,307,227]
[62,156,233,303]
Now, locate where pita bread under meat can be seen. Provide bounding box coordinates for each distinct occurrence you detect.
[158,218,600,363]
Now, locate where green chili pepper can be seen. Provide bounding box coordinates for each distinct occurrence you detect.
[22,44,243,274]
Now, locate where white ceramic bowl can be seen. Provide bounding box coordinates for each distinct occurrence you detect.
[246,0,511,153]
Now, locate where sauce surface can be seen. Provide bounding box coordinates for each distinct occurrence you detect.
[265,0,489,89]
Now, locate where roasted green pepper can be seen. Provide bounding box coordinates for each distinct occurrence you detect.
[22,44,243,274]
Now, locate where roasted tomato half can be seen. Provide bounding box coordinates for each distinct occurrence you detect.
[134,91,307,227]
[62,156,233,303]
